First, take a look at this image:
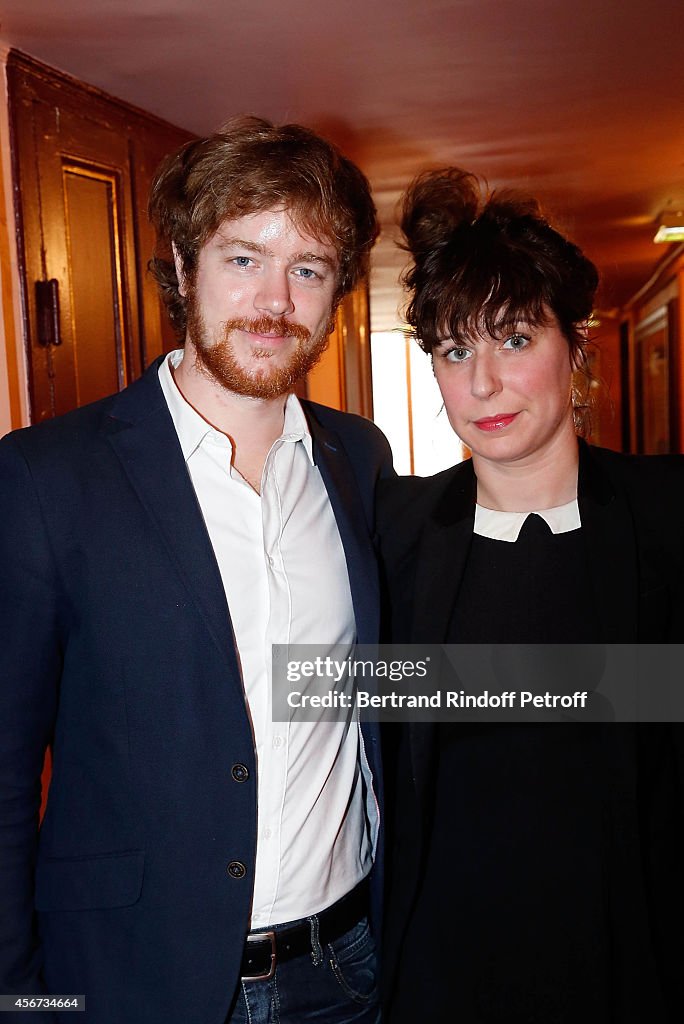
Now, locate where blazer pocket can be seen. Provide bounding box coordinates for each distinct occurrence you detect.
[35,849,144,912]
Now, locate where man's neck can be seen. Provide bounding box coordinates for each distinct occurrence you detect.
[171,346,289,492]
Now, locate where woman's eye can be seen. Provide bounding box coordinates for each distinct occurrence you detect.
[502,333,531,351]
[445,347,472,363]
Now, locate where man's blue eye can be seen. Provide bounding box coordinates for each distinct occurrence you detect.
[295,268,317,279]
[233,256,252,267]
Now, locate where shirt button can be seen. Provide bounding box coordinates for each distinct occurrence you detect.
[272,736,283,749]
[263,828,272,840]
[231,763,250,783]
[227,861,246,879]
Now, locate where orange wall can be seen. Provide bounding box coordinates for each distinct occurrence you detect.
[592,316,623,451]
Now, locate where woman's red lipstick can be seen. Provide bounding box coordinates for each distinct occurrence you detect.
[473,413,519,432]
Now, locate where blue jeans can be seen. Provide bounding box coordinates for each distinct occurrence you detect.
[227,916,380,1024]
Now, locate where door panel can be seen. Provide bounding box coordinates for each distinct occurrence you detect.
[64,164,128,404]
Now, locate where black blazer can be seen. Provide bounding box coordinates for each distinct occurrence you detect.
[377,443,684,1022]
[0,358,393,1024]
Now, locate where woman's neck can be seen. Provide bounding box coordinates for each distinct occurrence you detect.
[474,435,580,513]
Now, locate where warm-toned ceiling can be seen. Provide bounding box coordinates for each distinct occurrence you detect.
[2,0,683,331]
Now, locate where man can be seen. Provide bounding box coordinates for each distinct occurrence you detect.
[0,117,392,1024]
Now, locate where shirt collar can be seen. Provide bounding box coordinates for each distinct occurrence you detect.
[280,389,314,464]
[158,349,314,464]
[474,498,581,542]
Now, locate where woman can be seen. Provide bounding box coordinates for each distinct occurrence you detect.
[378,169,684,1022]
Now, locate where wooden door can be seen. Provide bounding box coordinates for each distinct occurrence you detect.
[8,52,193,422]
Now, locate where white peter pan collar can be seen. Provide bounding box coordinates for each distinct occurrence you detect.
[474,499,581,542]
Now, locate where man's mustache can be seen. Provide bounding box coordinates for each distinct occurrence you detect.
[222,316,311,343]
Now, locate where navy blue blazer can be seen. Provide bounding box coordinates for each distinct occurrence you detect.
[0,358,393,1024]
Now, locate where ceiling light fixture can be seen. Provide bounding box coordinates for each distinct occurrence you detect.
[654,209,684,243]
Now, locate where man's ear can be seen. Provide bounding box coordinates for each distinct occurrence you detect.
[172,242,187,298]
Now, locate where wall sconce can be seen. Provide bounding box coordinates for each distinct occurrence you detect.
[654,209,684,243]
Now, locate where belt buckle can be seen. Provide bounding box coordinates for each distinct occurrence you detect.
[242,930,277,981]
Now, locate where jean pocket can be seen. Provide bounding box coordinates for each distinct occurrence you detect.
[327,917,378,1005]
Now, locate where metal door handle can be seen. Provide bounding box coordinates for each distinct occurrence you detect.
[35,278,62,346]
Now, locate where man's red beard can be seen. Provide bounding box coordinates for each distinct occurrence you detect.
[185,296,333,400]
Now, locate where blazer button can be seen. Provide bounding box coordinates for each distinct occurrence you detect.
[227,861,246,879]
[231,763,250,783]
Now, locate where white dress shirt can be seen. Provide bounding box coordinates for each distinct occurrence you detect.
[474,498,581,542]
[159,350,376,927]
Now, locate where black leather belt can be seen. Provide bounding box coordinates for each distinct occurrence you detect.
[240,881,368,981]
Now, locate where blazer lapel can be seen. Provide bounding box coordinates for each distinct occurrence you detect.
[409,459,476,810]
[104,363,240,677]
[578,442,639,640]
[410,459,477,642]
[309,419,380,645]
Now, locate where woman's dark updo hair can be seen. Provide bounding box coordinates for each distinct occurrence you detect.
[400,168,600,434]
